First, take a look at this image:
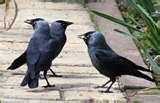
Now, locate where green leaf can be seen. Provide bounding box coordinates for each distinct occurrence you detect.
[114,29,131,36]
[91,10,143,33]
[135,0,155,15]
[129,0,160,45]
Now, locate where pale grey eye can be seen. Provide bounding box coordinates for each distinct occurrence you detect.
[33,22,36,25]
[86,35,90,38]
[62,23,65,26]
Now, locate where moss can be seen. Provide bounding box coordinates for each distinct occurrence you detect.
[132,101,143,103]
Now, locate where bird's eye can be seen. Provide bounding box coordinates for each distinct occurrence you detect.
[86,35,90,38]
[63,23,66,26]
[33,21,36,25]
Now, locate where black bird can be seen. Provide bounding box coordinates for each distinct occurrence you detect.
[7,18,61,77]
[21,19,73,88]
[78,31,154,93]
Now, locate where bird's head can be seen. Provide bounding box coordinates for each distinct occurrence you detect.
[24,18,45,28]
[78,31,107,48]
[56,20,73,29]
[25,18,49,33]
[78,31,96,45]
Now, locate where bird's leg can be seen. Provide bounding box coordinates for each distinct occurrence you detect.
[39,73,44,79]
[49,68,62,77]
[101,78,116,93]
[43,70,55,88]
[95,79,111,88]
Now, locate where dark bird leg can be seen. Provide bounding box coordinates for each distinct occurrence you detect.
[43,70,55,88]
[49,68,62,77]
[95,79,111,88]
[101,78,116,93]
[39,73,44,79]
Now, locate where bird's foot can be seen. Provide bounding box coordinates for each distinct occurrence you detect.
[43,84,55,88]
[94,85,105,88]
[100,90,113,93]
[39,73,45,79]
[49,74,62,77]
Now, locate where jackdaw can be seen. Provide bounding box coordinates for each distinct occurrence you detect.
[78,31,154,93]
[7,18,62,77]
[21,19,73,88]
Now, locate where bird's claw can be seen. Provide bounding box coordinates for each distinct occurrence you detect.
[100,90,113,93]
[49,74,62,77]
[43,84,55,88]
[40,74,62,79]
[94,86,105,88]
[39,75,44,79]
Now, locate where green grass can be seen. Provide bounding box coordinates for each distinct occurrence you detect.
[132,101,143,103]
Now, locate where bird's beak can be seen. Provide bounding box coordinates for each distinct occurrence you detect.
[77,34,86,39]
[66,21,73,26]
[24,19,32,24]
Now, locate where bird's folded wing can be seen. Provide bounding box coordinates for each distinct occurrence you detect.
[27,38,41,64]
[94,49,134,68]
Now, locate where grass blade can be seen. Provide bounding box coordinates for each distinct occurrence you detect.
[91,10,143,33]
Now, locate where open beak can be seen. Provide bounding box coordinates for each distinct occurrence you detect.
[24,19,32,24]
[77,34,86,39]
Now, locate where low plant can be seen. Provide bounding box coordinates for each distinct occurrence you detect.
[91,0,160,85]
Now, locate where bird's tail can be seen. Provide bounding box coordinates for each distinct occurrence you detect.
[7,64,17,70]
[133,70,155,82]
[7,52,26,70]
[136,65,153,73]
[20,66,39,88]
[7,59,24,70]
